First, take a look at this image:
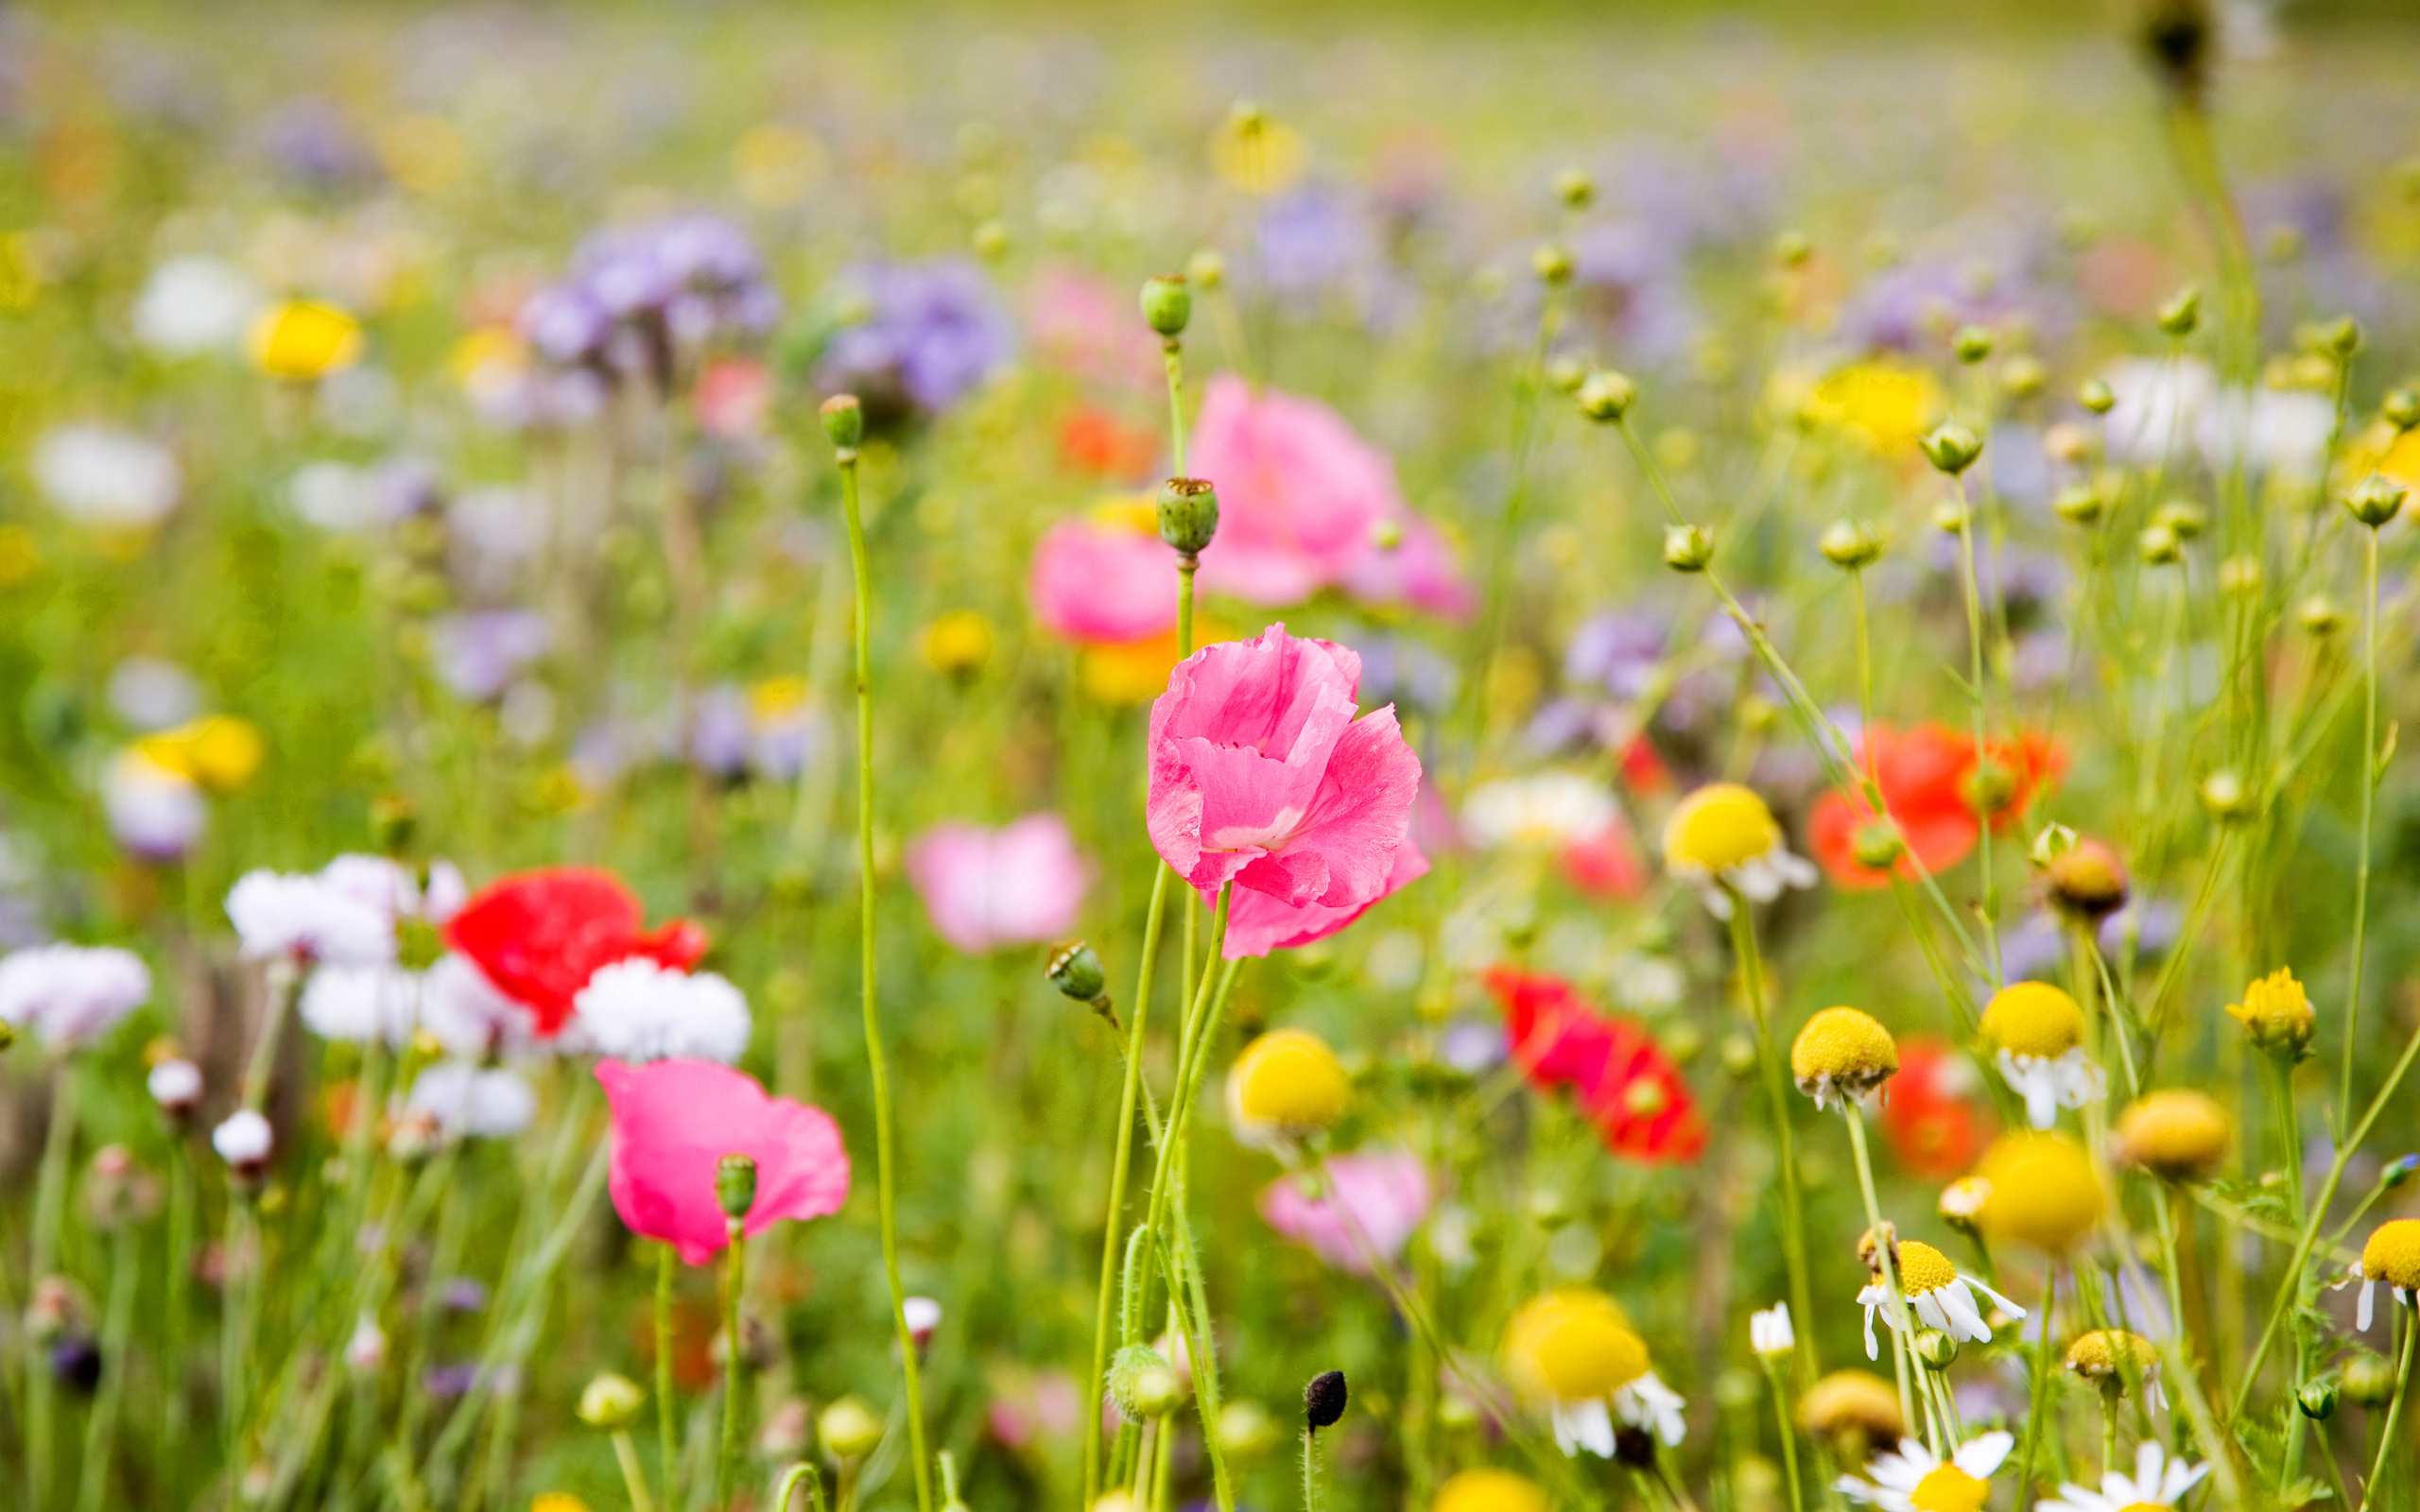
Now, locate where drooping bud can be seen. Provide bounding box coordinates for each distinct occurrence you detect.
[2078,378,2117,414]
[715,1153,758,1225]
[1304,1368,1349,1431]
[1140,275,1192,340]
[1576,369,1636,422]
[1046,941,1108,1004]
[1662,524,1713,573]
[1109,1346,1184,1422]
[1820,520,1883,570]
[818,1396,886,1462]
[2156,286,2201,339]
[2384,387,2420,433]
[1918,422,1982,476]
[820,394,865,451]
[1158,477,1220,556]
[2344,475,2408,530]
[579,1372,647,1430]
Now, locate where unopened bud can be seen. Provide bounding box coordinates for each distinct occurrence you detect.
[2152,500,2207,540]
[2384,1154,2420,1191]
[1918,423,1981,476]
[579,1372,646,1430]
[370,794,417,857]
[819,1396,886,1462]
[2052,483,2106,525]
[2218,555,2262,596]
[1576,369,1636,422]
[1531,243,1572,285]
[1158,477,1220,556]
[1046,941,1108,1003]
[2079,378,2117,414]
[2384,387,2420,433]
[1953,326,1994,365]
[2136,523,2181,565]
[1820,520,1883,569]
[2048,837,2130,922]
[1304,1368,1349,1431]
[2297,1380,2341,1420]
[1553,167,1594,210]
[2343,1352,2399,1408]
[820,394,864,451]
[1187,249,1226,291]
[2319,316,2361,358]
[1912,1330,1959,1370]
[1851,822,1907,872]
[715,1153,758,1224]
[1772,230,1812,267]
[1662,524,1713,573]
[1140,275,1191,339]
[2199,769,2252,821]
[2000,355,2047,399]
[1930,498,1972,534]
[1545,355,1588,395]
[2156,287,2201,338]
[2344,475,2407,529]
[1109,1346,1182,1422]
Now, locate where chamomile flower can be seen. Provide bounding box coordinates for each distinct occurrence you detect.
[2034,1441,2209,1512]
[1226,1028,1350,1150]
[1837,1431,2014,1512]
[1979,982,2104,1128]
[1858,1240,2024,1360]
[1501,1287,1688,1454]
[2112,1091,2230,1182]
[1791,1007,1900,1109]
[2061,1329,2167,1409]
[2342,1218,2420,1332]
[1661,782,1816,919]
[1750,1302,1795,1360]
[1972,1132,2105,1254]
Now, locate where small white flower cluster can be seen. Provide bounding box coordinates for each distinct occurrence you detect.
[0,943,152,1050]
[572,958,752,1064]
[301,952,530,1057]
[1461,772,1619,850]
[228,853,467,968]
[405,1062,537,1139]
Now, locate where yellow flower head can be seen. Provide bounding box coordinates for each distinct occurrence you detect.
[134,714,265,796]
[2227,968,2316,1056]
[1979,981,2084,1059]
[1806,359,1945,457]
[749,676,809,722]
[1973,1132,2105,1253]
[1209,112,1308,197]
[1907,1464,1989,1512]
[2113,1091,2231,1181]
[1430,1469,1548,1512]
[1890,1240,1959,1297]
[1226,1028,1348,1146]
[920,610,994,679]
[1799,1369,1904,1448]
[1790,1006,1899,1108]
[250,300,363,381]
[2362,1219,2420,1289]
[1664,782,1781,874]
[2062,1329,2159,1387]
[530,1496,593,1512]
[1501,1288,1650,1403]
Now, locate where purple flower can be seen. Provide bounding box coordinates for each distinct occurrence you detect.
[423,1362,479,1400]
[689,685,752,780]
[1564,611,1668,700]
[821,260,1013,414]
[515,215,779,388]
[1352,635,1458,713]
[255,98,377,189]
[1257,189,1374,297]
[431,612,549,703]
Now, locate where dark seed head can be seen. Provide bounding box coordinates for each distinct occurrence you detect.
[1613,1425,1658,1468]
[1304,1369,1348,1431]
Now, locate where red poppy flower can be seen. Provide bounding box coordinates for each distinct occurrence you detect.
[442,868,706,1037]
[1482,966,1704,1163]
[1057,407,1160,481]
[1808,724,2065,889]
[1560,828,1649,901]
[1876,1035,1995,1177]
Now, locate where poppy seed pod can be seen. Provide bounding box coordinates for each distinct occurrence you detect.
[2344,476,2407,530]
[1305,1368,1349,1431]
[1140,274,1191,339]
[820,394,864,450]
[715,1153,758,1224]
[1918,422,1981,476]
[1046,940,1108,1004]
[1157,477,1219,556]
[1576,369,1636,422]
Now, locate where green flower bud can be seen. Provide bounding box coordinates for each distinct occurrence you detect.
[1046,941,1107,1003]
[2199,769,2252,822]
[2079,378,2117,414]
[1187,249,1226,291]
[715,1153,758,1224]
[1217,1400,1280,1464]
[1772,230,1812,268]
[2344,475,2408,529]
[1576,369,1636,422]
[1954,325,1995,365]
[1158,477,1220,556]
[2051,483,2105,525]
[1553,166,1594,210]
[1930,498,1972,534]
[1999,354,2047,400]
[1912,1330,1959,1370]
[2136,523,2181,565]
[2152,499,2208,540]
[1108,1346,1182,1422]
[1820,520,1883,569]
[2384,387,2420,433]
[370,794,417,857]
[2296,1379,2341,1420]
[1545,355,1588,395]
[1531,242,1573,285]
[2343,1351,2399,1408]
[1918,422,1982,475]
[2156,287,2201,338]
[972,219,1010,261]
[2218,555,2261,596]
[2300,593,2344,636]
[578,1372,646,1431]
[2319,315,2362,358]
[818,1396,886,1462]
[2385,1154,2420,1191]
[1662,523,1713,573]
[2030,822,2078,868]
[820,394,864,451]
[1850,821,1907,872]
[1140,274,1191,339]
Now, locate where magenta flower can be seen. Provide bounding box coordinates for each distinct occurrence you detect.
[1148,626,1426,959]
[1188,377,1470,616]
[1028,513,1181,646]
[1257,1149,1433,1275]
[596,1058,850,1265]
[905,813,1093,954]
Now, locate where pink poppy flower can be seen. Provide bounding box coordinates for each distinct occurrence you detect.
[1257,1149,1433,1275]
[906,813,1093,954]
[1026,268,1162,393]
[1028,512,1181,645]
[1335,510,1478,621]
[1148,625,1426,959]
[596,1058,850,1266]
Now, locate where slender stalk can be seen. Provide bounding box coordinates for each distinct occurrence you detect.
[1841,1106,1917,1440]
[164,1139,195,1448]
[611,1431,657,1512]
[27,1059,77,1510]
[2359,1303,2417,1511]
[2015,1263,2059,1503]
[1301,1429,1320,1512]
[2341,526,2380,1139]
[655,1243,679,1510]
[1730,899,1817,1382]
[1763,1360,1806,1512]
[836,437,933,1512]
[773,1461,828,1512]
[1164,339,1187,478]
[241,957,302,1112]
[717,1223,748,1511]
[1950,478,2003,985]
[75,1220,140,1512]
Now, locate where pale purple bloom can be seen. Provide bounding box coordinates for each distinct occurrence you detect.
[432,612,549,703]
[821,260,1013,413]
[1257,189,1374,297]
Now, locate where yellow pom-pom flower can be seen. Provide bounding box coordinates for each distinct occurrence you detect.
[2112,1091,2231,1182]
[1430,1469,1547,1512]
[2226,968,2316,1057]
[1661,782,1816,919]
[1857,1239,2023,1362]
[1978,982,2104,1129]
[250,300,363,381]
[1800,1369,1904,1452]
[1973,1132,2105,1254]
[134,714,265,796]
[1225,1028,1348,1149]
[919,610,994,679]
[1500,1287,1685,1456]
[1790,1006,1899,1109]
[2062,1329,2167,1405]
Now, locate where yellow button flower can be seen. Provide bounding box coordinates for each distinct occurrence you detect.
[2226,968,2315,1057]
[1430,1469,1547,1512]
[1500,1287,1685,1456]
[2348,1218,2420,1333]
[1805,359,1945,457]
[1790,1006,1899,1109]
[1857,1239,2022,1361]
[2112,1090,2231,1181]
[2063,1329,2166,1404]
[1838,1431,2014,1512]
[1800,1369,1903,1453]
[1225,1028,1348,1148]
[135,714,266,796]
[1973,1132,2104,1253]
[250,300,363,381]
[1978,982,2103,1129]
[1662,782,1816,919]
[920,610,994,679]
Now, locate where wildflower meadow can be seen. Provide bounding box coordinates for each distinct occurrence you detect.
[7,5,2420,1512]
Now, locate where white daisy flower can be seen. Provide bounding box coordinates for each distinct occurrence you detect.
[2339,1219,2420,1332]
[1502,1288,1689,1457]
[405,1062,537,1139]
[1858,1241,2025,1360]
[1661,782,1815,919]
[1980,983,2105,1129]
[1750,1302,1795,1360]
[2034,1440,2210,1512]
[0,943,151,1049]
[573,957,751,1064]
[33,424,181,529]
[225,869,395,968]
[1461,772,1619,850]
[1838,1431,2014,1512]
[132,254,262,356]
[300,965,421,1045]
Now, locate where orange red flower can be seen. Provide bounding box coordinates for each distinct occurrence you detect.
[1876,1036,1995,1177]
[1808,724,2063,888]
[1483,967,1705,1163]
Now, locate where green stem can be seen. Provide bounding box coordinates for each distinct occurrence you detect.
[1952,478,2003,985]
[164,1143,194,1449]
[717,1223,748,1511]
[2015,1263,2059,1503]
[838,443,933,1512]
[1841,1106,1918,1442]
[657,1243,679,1510]
[241,958,302,1112]
[774,1461,828,1512]
[2359,1304,2417,1511]
[2342,526,2380,1140]
[74,1221,140,1512]
[1764,1362,1805,1512]
[1301,1430,1319,1512]
[1731,899,1817,1383]
[612,1431,657,1512]
[1165,340,1187,478]
[27,1060,75,1510]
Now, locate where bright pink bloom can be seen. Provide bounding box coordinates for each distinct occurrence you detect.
[1257,1148,1433,1275]
[1026,268,1162,393]
[1187,376,1472,616]
[596,1057,850,1266]
[1224,837,1429,958]
[444,869,705,1038]
[1148,626,1426,959]
[905,814,1092,954]
[1028,515,1181,645]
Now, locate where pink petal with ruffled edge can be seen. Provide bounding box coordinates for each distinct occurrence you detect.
[1221,834,1429,959]
[597,1058,850,1266]
[1028,517,1180,645]
[1257,1149,1434,1274]
[1190,377,1397,607]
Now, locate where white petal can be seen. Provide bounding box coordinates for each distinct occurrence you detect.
[2360,1279,2377,1332]
[1863,1297,1881,1360]
[2135,1441,2163,1495]
[1965,1273,2027,1321]
[1912,1292,1948,1334]
[1732,859,1784,903]
[1698,885,1735,920]
[1952,1430,2014,1478]
[1553,1398,1615,1459]
[1936,1282,1992,1344]
[2055,1048,2107,1108]
[2000,1052,2058,1129]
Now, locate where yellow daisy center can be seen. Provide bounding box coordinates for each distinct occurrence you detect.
[1974,1132,2105,1253]
[2114,1091,2231,1178]
[1908,1465,1989,1512]
[1893,1241,1957,1296]
[1663,782,1782,874]
[2063,1329,2158,1379]
[1799,1370,1904,1442]
[1502,1289,1650,1400]
[1229,1029,1349,1134]
[1979,981,2083,1058]
[2115,1504,2166,1512]
[1429,1469,1548,1512]
[1790,1007,1900,1084]
[250,300,363,382]
[2363,1219,2420,1288]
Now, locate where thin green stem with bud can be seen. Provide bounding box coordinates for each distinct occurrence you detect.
[1949,476,2004,986]
[1729,897,1817,1383]
[717,1222,748,1511]
[1841,1104,1919,1445]
[2359,1303,2416,1511]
